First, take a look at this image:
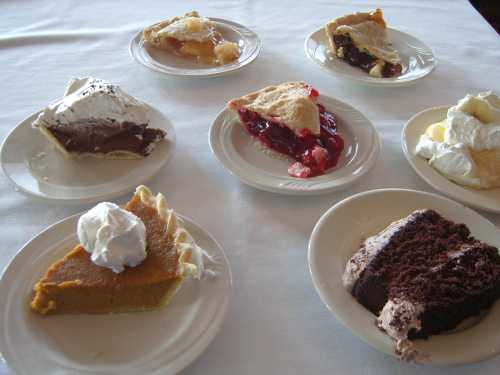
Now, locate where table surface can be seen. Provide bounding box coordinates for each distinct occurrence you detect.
[1,0,499,374]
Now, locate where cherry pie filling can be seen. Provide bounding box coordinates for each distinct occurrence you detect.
[237,102,344,178]
[333,34,402,78]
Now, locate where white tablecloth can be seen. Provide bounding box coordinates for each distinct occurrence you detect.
[1,0,499,374]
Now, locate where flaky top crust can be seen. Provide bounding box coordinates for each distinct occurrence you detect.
[325,8,385,37]
[143,11,208,46]
[228,82,320,135]
[324,9,400,65]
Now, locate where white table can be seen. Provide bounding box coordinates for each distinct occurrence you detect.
[1,0,499,374]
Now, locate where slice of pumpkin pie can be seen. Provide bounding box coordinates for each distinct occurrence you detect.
[30,185,204,315]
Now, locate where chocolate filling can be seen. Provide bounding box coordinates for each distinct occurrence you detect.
[333,34,402,78]
[47,119,165,156]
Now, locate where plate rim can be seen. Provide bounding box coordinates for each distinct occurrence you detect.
[308,187,500,365]
[401,105,500,213]
[0,209,232,375]
[129,17,262,78]
[0,105,176,205]
[208,94,380,195]
[304,26,437,87]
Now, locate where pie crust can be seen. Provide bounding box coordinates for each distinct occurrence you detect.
[228,82,321,135]
[325,9,402,77]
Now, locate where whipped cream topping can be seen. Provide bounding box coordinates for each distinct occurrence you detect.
[416,136,481,187]
[32,77,149,129]
[376,298,424,361]
[157,16,215,42]
[77,202,147,273]
[415,92,500,189]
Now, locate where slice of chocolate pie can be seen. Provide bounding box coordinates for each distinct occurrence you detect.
[228,82,344,178]
[32,77,166,159]
[325,9,402,78]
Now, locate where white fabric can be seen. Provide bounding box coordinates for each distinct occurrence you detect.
[1,0,499,374]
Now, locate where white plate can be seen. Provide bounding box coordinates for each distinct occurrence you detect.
[129,18,261,78]
[0,106,175,204]
[209,95,380,195]
[402,106,500,213]
[304,27,436,87]
[308,188,500,365]
[0,211,231,375]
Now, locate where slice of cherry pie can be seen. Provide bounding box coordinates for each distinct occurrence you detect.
[228,82,344,178]
[325,9,402,78]
[143,11,240,66]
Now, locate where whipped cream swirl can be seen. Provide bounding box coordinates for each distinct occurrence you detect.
[77,202,147,273]
[32,77,149,129]
[415,91,500,189]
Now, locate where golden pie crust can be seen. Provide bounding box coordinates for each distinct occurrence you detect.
[325,8,401,69]
[228,82,320,135]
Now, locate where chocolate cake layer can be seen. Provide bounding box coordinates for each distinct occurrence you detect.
[46,119,165,156]
[350,209,500,339]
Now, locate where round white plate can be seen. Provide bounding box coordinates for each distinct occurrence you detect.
[0,211,231,375]
[0,106,175,204]
[305,27,436,87]
[209,95,380,195]
[308,188,500,365]
[129,18,261,78]
[402,106,500,213]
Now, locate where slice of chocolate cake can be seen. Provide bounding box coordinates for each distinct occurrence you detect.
[343,209,500,360]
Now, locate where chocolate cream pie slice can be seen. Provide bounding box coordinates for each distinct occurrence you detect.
[143,11,240,65]
[344,209,500,360]
[228,82,344,178]
[32,77,166,159]
[30,185,206,315]
[325,9,402,78]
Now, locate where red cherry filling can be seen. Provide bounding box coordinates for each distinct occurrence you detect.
[237,103,344,178]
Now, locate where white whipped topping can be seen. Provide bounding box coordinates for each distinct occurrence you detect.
[32,77,149,128]
[416,135,481,187]
[376,298,424,361]
[77,202,147,273]
[157,16,215,42]
[415,91,500,189]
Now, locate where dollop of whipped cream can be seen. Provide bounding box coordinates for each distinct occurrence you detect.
[77,202,147,273]
[32,77,149,128]
[157,16,215,42]
[415,91,500,189]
